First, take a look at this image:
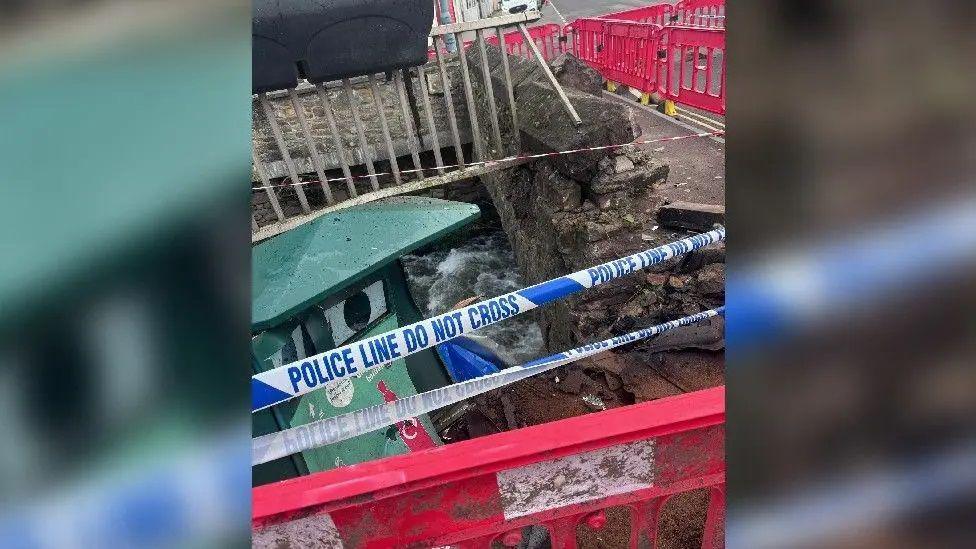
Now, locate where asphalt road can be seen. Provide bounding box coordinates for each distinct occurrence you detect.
[539,0,676,24]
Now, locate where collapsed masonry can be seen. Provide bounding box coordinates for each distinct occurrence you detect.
[462,44,726,410]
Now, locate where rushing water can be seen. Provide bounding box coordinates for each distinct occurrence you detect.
[402,230,545,364]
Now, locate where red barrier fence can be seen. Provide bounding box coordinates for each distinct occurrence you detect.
[664,26,726,115]
[671,0,726,29]
[600,4,673,25]
[429,23,568,63]
[253,387,726,548]
[566,1,726,115]
[428,2,725,115]
[486,23,569,62]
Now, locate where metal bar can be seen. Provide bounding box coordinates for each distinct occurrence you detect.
[433,36,467,168]
[679,45,688,91]
[258,93,311,213]
[313,83,357,198]
[495,25,519,146]
[393,70,425,181]
[517,23,583,126]
[706,46,715,95]
[416,65,446,174]
[252,147,285,222]
[288,88,334,205]
[429,11,540,36]
[628,498,664,548]
[701,486,726,549]
[475,29,503,155]
[452,30,485,160]
[342,78,380,191]
[547,516,580,549]
[252,158,531,243]
[368,74,402,185]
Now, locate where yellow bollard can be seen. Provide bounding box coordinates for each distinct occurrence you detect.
[664,99,677,116]
[606,80,618,93]
[640,92,651,105]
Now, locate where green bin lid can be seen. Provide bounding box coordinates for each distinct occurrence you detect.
[252,197,479,331]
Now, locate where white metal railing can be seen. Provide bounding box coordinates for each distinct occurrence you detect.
[251,9,582,242]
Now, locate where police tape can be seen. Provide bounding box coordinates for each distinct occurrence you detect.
[252,307,723,466]
[251,131,724,192]
[251,227,725,412]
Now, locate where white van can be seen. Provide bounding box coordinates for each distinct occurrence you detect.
[500,0,542,14]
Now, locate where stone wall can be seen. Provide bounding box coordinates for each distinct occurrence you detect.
[463,45,725,393]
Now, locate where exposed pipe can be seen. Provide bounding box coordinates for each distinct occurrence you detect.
[437,0,458,52]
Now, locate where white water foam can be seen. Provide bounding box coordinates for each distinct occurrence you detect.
[402,231,545,363]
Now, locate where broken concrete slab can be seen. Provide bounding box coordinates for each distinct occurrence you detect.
[657,201,725,232]
[548,52,605,96]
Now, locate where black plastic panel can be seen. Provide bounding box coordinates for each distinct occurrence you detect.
[253,0,434,93]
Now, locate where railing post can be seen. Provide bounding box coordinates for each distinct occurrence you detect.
[368,73,403,186]
[517,22,582,126]
[433,37,467,168]
[288,88,335,205]
[415,65,446,174]
[258,93,311,213]
[342,78,380,190]
[313,83,358,198]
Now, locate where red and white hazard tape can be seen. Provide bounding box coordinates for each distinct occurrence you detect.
[251,131,724,192]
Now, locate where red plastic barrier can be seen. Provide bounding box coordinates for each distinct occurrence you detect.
[486,23,568,61]
[253,387,726,548]
[567,4,726,115]
[567,18,665,97]
[662,26,726,114]
[430,23,568,62]
[673,0,726,28]
[563,18,609,73]
[599,4,673,26]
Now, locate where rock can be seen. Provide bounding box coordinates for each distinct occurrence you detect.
[642,316,725,353]
[614,155,636,173]
[603,371,624,391]
[677,243,726,273]
[646,273,670,286]
[696,264,725,297]
[668,275,690,290]
[594,191,627,211]
[534,163,582,212]
[548,53,606,96]
[657,201,725,232]
[557,368,590,395]
[518,80,640,181]
[590,164,668,196]
[581,394,607,411]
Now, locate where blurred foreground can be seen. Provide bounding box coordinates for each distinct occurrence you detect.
[728,1,976,547]
[0,1,251,547]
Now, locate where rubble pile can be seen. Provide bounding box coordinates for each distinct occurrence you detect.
[464,44,725,407]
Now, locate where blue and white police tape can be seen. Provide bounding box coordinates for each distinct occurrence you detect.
[252,307,723,466]
[251,227,725,413]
